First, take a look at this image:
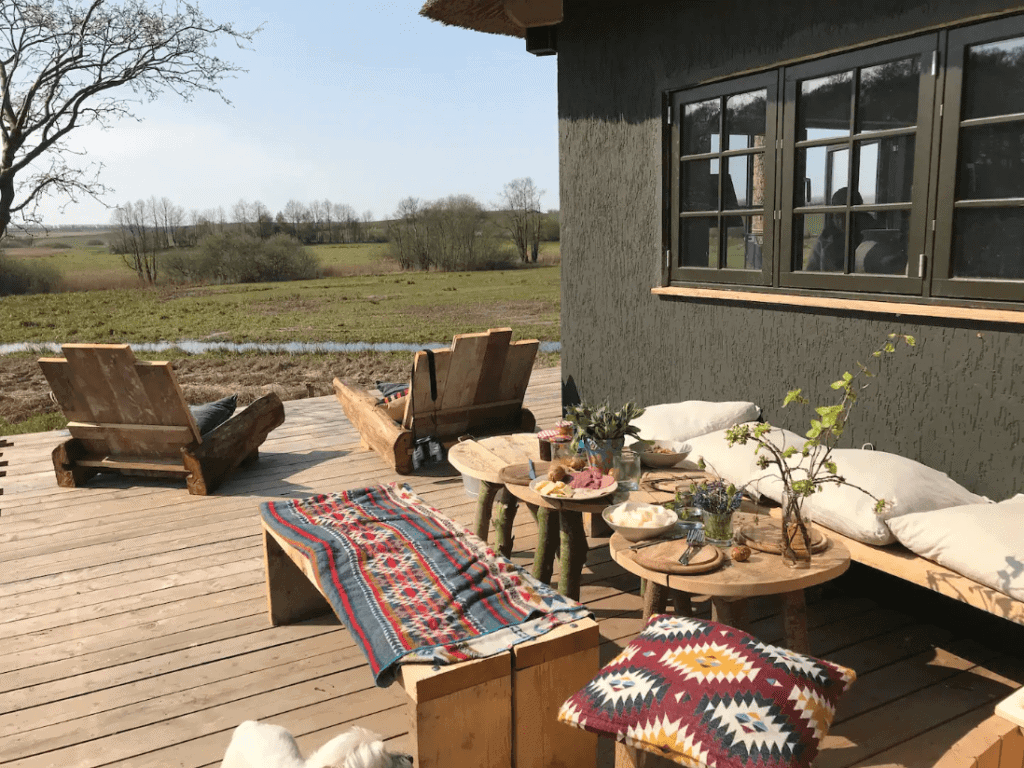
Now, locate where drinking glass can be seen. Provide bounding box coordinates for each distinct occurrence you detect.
[614,449,642,491]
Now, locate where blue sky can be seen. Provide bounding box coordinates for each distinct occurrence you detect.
[37,1,558,227]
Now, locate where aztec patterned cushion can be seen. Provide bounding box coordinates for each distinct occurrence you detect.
[558,615,855,768]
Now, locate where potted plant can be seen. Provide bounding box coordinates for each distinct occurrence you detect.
[725,333,915,567]
[689,478,743,546]
[563,401,646,473]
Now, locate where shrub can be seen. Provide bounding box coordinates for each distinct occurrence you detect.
[86,239,105,247]
[164,232,320,284]
[0,253,63,295]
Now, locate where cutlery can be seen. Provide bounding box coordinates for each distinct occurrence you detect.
[528,459,537,480]
[678,528,705,565]
[627,533,689,552]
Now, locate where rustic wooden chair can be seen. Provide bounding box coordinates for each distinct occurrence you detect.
[332,328,538,474]
[38,343,285,495]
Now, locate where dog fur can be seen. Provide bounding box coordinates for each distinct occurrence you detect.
[220,721,413,768]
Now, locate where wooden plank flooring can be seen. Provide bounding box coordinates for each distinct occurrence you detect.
[1,365,1021,767]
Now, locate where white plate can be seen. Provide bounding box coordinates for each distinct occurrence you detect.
[529,474,618,501]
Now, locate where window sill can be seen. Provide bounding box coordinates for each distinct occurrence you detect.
[651,285,1024,324]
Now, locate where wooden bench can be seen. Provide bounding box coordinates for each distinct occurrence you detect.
[261,521,599,768]
[333,328,538,474]
[38,344,285,495]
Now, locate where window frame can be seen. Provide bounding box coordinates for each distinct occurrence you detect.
[663,14,1024,307]
[668,70,779,287]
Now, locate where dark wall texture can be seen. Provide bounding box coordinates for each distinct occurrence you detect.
[557,0,1024,499]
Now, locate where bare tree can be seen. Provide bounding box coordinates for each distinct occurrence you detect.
[282,199,307,241]
[231,198,253,235]
[333,202,356,243]
[252,200,272,239]
[0,0,259,237]
[497,177,544,263]
[111,199,158,283]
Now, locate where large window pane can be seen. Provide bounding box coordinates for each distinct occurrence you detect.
[724,154,765,209]
[683,98,721,156]
[795,145,850,206]
[856,135,915,203]
[957,122,1024,200]
[724,216,763,269]
[963,36,1024,120]
[798,71,853,141]
[725,90,767,150]
[793,212,847,271]
[857,57,921,132]
[852,210,910,274]
[952,208,1024,278]
[681,158,719,211]
[680,217,721,268]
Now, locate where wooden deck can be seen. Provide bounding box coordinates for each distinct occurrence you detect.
[1,365,1022,767]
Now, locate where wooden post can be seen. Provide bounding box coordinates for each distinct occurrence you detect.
[642,581,669,621]
[780,590,810,653]
[671,591,693,617]
[473,481,500,542]
[711,596,750,633]
[51,438,98,488]
[493,487,520,557]
[262,525,333,625]
[530,504,559,584]
[558,510,589,600]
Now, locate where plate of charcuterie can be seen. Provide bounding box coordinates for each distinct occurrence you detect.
[529,467,618,501]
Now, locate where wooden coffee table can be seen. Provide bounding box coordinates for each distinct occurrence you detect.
[609,513,850,653]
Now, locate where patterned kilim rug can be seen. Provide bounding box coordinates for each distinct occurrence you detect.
[260,483,593,686]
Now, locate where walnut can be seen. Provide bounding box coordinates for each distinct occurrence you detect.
[547,464,568,482]
[731,545,751,562]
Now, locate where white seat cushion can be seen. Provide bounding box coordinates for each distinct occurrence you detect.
[886,498,1024,601]
[751,449,989,545]
[628,400,760,444]
[683,422,808,491]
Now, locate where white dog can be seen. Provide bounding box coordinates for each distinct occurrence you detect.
[220,721,414,768]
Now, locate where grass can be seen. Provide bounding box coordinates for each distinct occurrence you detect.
[0,412,67,435]
[0,266,562,345]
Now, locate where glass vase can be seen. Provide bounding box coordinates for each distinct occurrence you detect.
[781,492,812,569]
[701,509,734,547]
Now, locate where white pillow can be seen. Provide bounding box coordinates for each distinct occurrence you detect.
[750,449,989,545]
[683,422,808,492]
[886,498,1024,601]
[629,401,760,444]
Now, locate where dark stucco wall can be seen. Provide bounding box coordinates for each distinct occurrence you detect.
[557,0,1024,499]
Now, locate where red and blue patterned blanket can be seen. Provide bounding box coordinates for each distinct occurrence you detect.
[260,483,592,687]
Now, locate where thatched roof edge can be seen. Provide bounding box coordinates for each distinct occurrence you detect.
[419,0,526,38]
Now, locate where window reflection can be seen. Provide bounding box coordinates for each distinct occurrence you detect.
[799,71,853,140]
[681,158,719,211]
[852,211,910,274]
[683,99,721,155]
[964,36,1024,119]
[725,90,767,150]
[681,218,720,267]
[957,122,1024,200]
[953,208,1024,278]
[856,135,915,203]
[857,57,921,132]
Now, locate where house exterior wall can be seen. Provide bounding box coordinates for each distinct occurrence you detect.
[557,0,1024,499]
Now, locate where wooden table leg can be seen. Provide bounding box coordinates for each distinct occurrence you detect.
[529,504,559,584]
[671,591,693,617]
[642,581,669,621]
[558,510,589,601]
[473,481,500,542]
[780,590,810,653]
[493,486,519,558]
[711,596,749,633]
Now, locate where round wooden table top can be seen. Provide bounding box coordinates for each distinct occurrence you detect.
[609,514,851,598]
[446,433,542,485]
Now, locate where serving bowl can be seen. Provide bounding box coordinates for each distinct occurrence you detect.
[639,440,692,469]
[602,501,679,542]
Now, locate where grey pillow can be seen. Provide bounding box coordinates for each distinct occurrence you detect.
[189,394,238,436]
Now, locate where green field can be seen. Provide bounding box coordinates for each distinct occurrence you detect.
[0,266,562,345]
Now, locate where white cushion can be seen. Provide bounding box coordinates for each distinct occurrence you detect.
[629,401,760,444]
[886,498,1024,601]
[682,422,808,491]
[751,449,989,545]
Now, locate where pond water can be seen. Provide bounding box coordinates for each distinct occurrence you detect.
[0,340,561,356]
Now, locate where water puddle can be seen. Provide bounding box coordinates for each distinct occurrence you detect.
[1,340,561,355]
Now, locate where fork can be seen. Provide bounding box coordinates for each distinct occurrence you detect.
[678,528,705,565]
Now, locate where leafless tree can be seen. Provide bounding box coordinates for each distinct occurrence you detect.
[282,199,307,241]
[111,199,158,283]
[231,198,254,235]
[497,177,544,262]
[0,0,259,237]
[332,202,356,243]
[253,200,272,239]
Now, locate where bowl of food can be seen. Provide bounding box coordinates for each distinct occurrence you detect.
[602,501,679,542]
[639,440,692,469]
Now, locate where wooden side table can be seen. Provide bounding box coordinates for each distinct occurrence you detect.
[609,515,851,653]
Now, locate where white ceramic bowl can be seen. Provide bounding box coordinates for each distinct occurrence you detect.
[639,440,692,469]
[602,501,679,542]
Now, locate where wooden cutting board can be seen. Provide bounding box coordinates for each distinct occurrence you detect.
[499,461,552,486]
[736,521,829,554]
[630,540,725,575]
